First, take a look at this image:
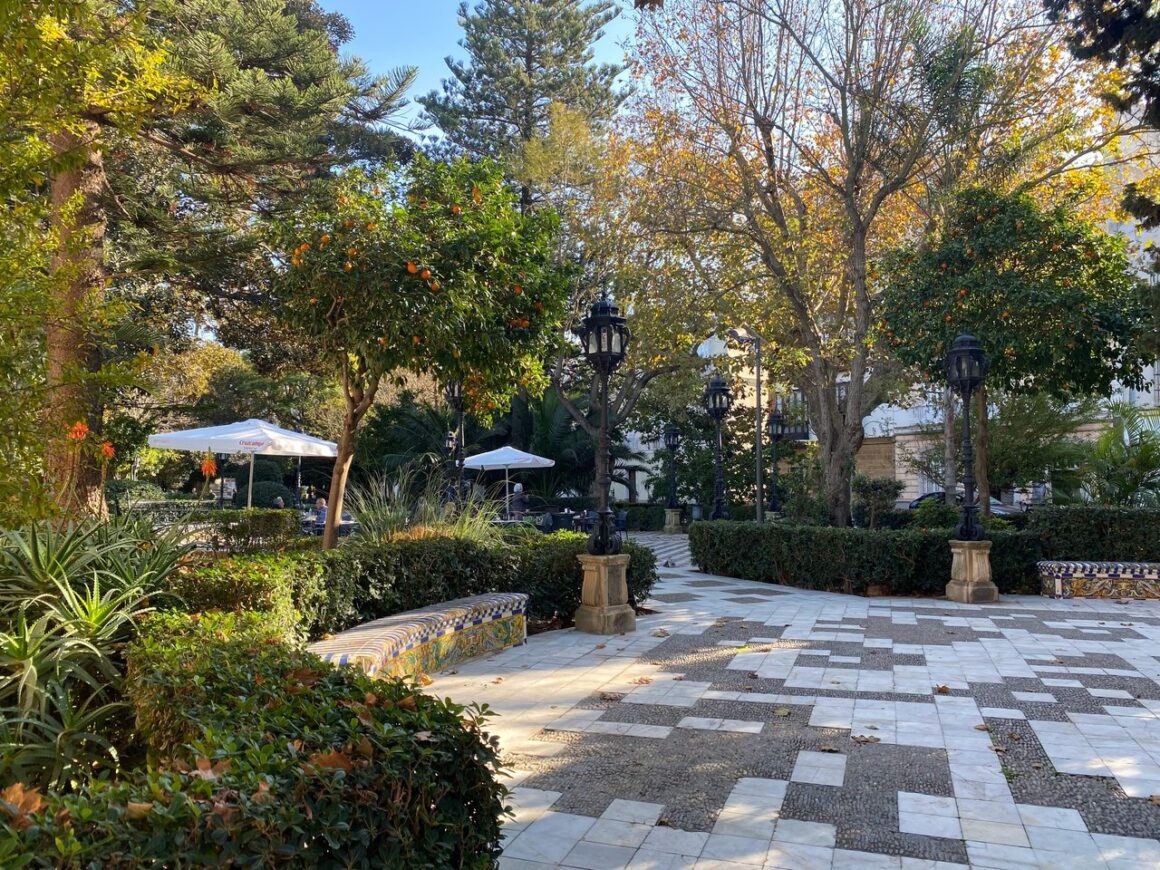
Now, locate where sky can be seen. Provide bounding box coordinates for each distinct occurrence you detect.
[319,1,636,126]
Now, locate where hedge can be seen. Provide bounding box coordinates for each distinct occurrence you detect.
[1027,505,1160,561]
[3,612,506,867]
[688,521,1041,595]
[178,531,661,639]
[188,508,304,553]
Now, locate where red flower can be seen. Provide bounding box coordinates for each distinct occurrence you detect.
[67,421,89,441]
[100,441,115,460]
[201,456,218,478]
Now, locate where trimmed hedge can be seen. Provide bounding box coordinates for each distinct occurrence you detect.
[189,508,304,553]
[4,613,506,867]
[178,531,661,639]
[688,521,1041,595]
[1027,505,1160,561]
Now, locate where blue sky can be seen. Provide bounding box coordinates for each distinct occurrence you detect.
[320,1,635,124]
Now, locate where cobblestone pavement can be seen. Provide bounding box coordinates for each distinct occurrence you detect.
[428,533,1160,869]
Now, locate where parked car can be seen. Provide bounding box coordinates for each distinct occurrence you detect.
[907,491,1022,516]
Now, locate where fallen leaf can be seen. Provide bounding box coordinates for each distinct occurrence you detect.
[595,644,607,650]
[852,735,881,745]
[1150,795,1160,805]
[189,757,232,781]
[774,707,791,717]
[974,724,991,732]
[417,674,433,686]
[251,781,273,803]
[126,801,154,820]
[1,783,45,829]
[740,685,753,692]
[599,692,624,702]
[818,744,840,753]
[492,677,504,684]
[934,685,950,694]
[748,672,760,680]
[652,628,670,638]
[630,676,653,685]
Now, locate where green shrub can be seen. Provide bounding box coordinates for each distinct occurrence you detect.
[911,498,960,529]
[1027,505,1160,561]
[689,521,1042,596]
[616,503,666,531]
[233,479,295,510]
[104,479,164,505]
[5,618,506,868]
[190,507,302,553]
[852,475,904,529]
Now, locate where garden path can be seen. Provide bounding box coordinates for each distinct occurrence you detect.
[427,533,1160,869]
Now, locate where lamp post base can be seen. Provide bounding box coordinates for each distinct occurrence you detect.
[664,507,682,534]
[575,553,636,635]
[945,540,999,604]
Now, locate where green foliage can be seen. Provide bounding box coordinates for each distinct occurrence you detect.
[912,499,961,529]
[190,508,303,554]
[103,479,164,505]
[1080,404,1160,506]
[1027,505,1160,561]
[688,521,1041,596]
[418,0,624,163]
[619,503,667,532]
[232,480,295,511]
[344,468,504,545]
[0,518,189,789]
[6,618,506,867]
[505,532,659,620]
[852,475,905,529]
[881,187,1150,397]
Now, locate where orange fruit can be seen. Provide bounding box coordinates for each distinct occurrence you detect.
[513,285,523,295]
[1001,311,1010,318]
[366,222,377,230]
[378,337,387,345]
[420,268,431,280]
[347,247,357,257]
[344,219,354,229]
[320,233,331,244]
[958,289,967,297]
[412,335,421,345]
[308,298,318,305]
[301,242,310,251]
[343,262,353,272]
[451,204,462,215]
[406,261,417,274]
[944,314,952,322]
[429,280,441,291]
[452,349,461,359]
[338,195,348,205]
[535,302,544,312]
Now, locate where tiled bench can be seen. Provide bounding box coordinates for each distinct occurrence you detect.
[307,592,528,678]
[1038,561,1160,600]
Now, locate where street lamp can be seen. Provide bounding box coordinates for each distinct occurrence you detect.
[765,403,785,514]
[663,423,681,510]
[945,334,988,542]
[728,327,768,523]
[444,380,465,498]
[703,375,733,520]
[577,292,631,555]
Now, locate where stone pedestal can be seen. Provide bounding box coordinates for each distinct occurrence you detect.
[663,508,682,534]
[945,540,999,604]
[575,553,636,635]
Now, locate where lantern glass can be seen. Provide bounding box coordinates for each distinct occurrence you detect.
[663,424,680,451]
[945,334,988,395]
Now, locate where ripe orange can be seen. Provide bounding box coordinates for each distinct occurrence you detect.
[320,234,331,244]
[513,285,523,295]
[406,262,417,274]
[429,280,441,291]
[343,262,353,272]
[338,195,348,205]
[344,219,354,229]
[378,337,387,345]
[451,204,462,215]
[308,298,318,305]
[420,268,431,280]
[412,335,421,345]
[301,242,310,251]
[366,222,377,230]
[452,349,461,359]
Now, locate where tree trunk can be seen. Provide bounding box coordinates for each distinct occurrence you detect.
[942,387,957,495]
[975,386,991,519]
[45,123,108,518]
[821,433,856,526]
[322,422,356,549]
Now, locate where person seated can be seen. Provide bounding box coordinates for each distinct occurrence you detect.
[273,496,285,509]
[511,483,528,520]
[313,497,327,532]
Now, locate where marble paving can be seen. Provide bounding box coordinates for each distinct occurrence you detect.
[427,533,1160,869]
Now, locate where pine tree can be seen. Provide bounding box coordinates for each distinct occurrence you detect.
[419,0,624,171]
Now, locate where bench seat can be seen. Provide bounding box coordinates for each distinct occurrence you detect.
[1038,561,1160,600]
[307,592,528,678]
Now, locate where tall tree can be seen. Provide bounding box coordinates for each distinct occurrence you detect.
[626,0,1147,525]
[18,0,412,516]
[274,158,568,547]
[419,0,624,202]
[880,187,1150,508]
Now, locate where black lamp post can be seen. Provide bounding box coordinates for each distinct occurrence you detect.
[444,380,465,498]
[766,404,785,514]
[703,375,733,520]
[577,292,631,555]
[663,423,681,510]
[946,334,988,542]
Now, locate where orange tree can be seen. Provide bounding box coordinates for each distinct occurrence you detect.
[275,157,567,547]
[880,187,1150,506]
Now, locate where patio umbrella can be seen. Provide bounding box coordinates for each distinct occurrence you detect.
[462,446,555,518]
[147,419,338,508]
